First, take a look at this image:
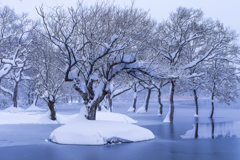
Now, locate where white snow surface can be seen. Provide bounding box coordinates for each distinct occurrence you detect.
[97,111,137,123]
[0,106,137,124]
[4,105,25,112]
[136,105,146,113]
[26,104,46,111]
[49,120,154,145]
[127,106,135,112]
[66,110,137,124]
[38,111,67,124]
[194,113,199,117]
[100,106,110,112]
[163,110,170,123]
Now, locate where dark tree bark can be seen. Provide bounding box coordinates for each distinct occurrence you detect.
[194,123,199,139]
[144,88,151,112]
[169,81,175,123]
[193,89,198,116]
[131,84,138,112]
[86,92,107,120]
[211,120,215,139]
[158,89,163,115]
[210,93,214,118]
[48,100,56,120]
[132,95,137,112]
[33,95,39,106]
[13,82,19,108]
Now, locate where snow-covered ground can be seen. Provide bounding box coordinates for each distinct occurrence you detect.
[0,103,153,145]
[0,106,138,125]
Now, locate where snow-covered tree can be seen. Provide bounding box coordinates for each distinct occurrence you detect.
[0,6,33,108]
[36,2,155,120]
[205,58,239,118]
[31,35,66,120]
[149,7,239,123]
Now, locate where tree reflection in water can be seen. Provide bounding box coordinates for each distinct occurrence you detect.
[181,121,240,139]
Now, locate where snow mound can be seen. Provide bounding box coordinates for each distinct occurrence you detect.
[97,111,137,123]
[194,113,199,117]
[38,111,67,124]
[66,110,137,124]
[163,111,170,123]
[100,106,110,112]
[136,105,146,113]
[49,121,155,145]
[127,106,135,112]
[4,105,25,112]
[26,104,46,111]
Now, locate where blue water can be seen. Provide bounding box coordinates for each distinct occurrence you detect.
[0,99,240,160]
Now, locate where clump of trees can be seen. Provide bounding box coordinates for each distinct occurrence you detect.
[0,2,239,123]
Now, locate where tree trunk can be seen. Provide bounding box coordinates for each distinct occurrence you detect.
[131,84,138,112]
[107,93,113,112]
[193,89,198,116]
[210,93,214,118]
[194,123,199,139]
[132,95,137,112]
[158,89,163,115]
[169,81,175,123]
[211,120,214,139]
[33,95,39,106]
[48,100,56,120]
[144,88,151,112]
[13,82,19,108]
[86,92,107,120]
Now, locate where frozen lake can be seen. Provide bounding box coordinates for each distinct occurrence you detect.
[0,99,240,160]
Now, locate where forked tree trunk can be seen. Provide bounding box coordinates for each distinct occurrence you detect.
[169,81,175,123]
[210,93,214,118]
[144,88,151,112]
[193,89,198,116]
[158,89,163,115]
[48,100,56,120]
[13,82,19,108]
[87,95,106,120]
[73,82,107,120]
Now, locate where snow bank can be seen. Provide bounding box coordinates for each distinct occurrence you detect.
[163,111,170,123]
[4,105,25,112]
[127,106,135,112]
[66,110,137,124]
[49,120,155,145]
[97,111,137,123]
[38,111,67,124]
[136,105,146,113]
[0,112,41,124]
[26,104,46,111]
[100,106,110,112]
[194,113,198,117]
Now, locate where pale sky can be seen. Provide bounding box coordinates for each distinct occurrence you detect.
[1,0,240,37]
